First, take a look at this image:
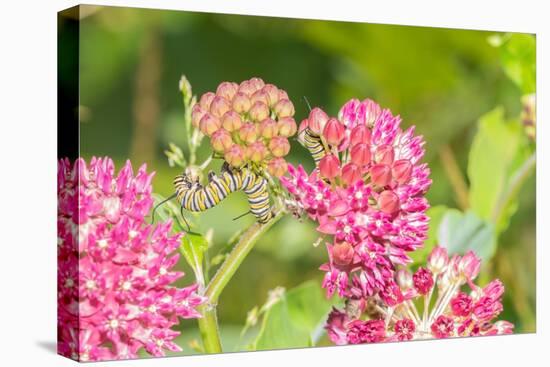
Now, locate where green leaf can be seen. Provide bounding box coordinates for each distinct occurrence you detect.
[253,281,335,350]
[410,205,447,265]
[467,107,525,233]
[499,33,536,94]
[437,209,496,262]
[180,231,208,282]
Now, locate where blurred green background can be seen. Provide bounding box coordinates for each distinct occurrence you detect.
[71,4,535,351]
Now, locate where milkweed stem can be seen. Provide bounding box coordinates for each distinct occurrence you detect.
[197,209,286,353]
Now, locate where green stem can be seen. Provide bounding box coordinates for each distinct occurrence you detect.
[197,209,286,353]
[491,152,536,225]
[197,304,222,353]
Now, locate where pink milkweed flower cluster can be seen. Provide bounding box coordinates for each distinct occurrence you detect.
[281,99,431,300]
[325,247,513,344]
[58,157,205,361]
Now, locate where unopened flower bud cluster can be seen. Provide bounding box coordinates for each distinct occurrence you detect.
[191,77,297,177]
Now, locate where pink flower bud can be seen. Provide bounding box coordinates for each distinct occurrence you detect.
[492,321,514,335]
[211,129,233,153]
[249,101,270,122]
[278,89,289,101]
[308,107,329,135]
[349,125,371,147]
[221,111,242,132]
[199,92,216,110]
[268,137,290,157]
[247,141,268,163]
[350,143,371,166]
[332,242,354,266]
[396,269,413,289]
[450,292,473,317]
[232,92,252,114]
[262,84,280,106]
[199,113,221,136]
[260,118,278,139]
[457,251,481,280]
[374,145,395,165]
[224,145,246,168]
[378,190,400,214]
[250,90,270,106]
[322,118,345,146]
[209,96,231,117]
[277,117,297,137]
[364,99,382,125]
[413,267,434,295]
[483,279,504,300]
[191,104,206,128]
[274,99,295,118]
[298,118,308,134]
[394,318,415,341]
[267,157,288,177]
[380,282,404,307]
[341,163,362,186]
[319,154,340,179]
[249,77,265,91]
[431,315,453,338]
[392,159,413,184]
[427,246,448,274]
[370,164,392,187]
[216,81,238,100]
[238,80,256,96]
[239,123,258,145]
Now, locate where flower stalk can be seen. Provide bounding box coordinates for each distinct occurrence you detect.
[198,209,286,353]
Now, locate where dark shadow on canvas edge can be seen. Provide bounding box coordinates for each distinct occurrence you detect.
[36,340,57,355]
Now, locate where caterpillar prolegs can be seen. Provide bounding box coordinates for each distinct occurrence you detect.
[174,164,273,224]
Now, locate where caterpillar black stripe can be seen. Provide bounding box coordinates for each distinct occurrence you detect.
[302,127,326,165]
[174,164,272,224]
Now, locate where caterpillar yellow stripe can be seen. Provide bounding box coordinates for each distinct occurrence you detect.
[174,164,272,224]
[302,127,326,165]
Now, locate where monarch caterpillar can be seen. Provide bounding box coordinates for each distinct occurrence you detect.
[302,127,327,165]
[173,164,273,224]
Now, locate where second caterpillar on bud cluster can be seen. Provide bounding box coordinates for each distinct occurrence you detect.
[191,77,297,177]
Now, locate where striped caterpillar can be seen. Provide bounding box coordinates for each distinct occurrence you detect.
[173,163,272,224]
[301,127,327,165]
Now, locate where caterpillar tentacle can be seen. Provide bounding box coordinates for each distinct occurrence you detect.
[174,166,273,224]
